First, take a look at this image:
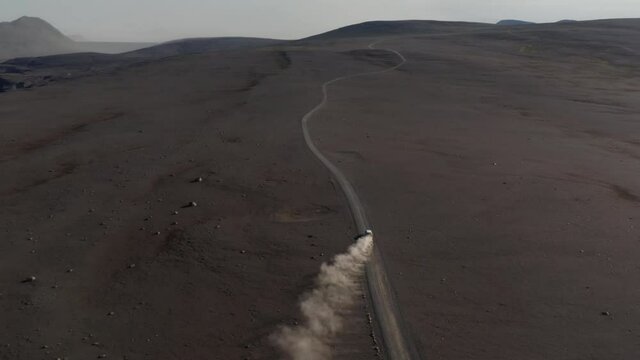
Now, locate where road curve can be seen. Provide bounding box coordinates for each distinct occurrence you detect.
[300,40,420,360]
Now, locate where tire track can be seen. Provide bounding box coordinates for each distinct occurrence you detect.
[301,39,420,360]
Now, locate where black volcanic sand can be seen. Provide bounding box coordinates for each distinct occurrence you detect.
[0,50,386,359]
[1,19,640,360]
[313,21,640,359]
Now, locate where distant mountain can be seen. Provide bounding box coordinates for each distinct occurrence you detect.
[0,16,155,61]
[68,34,88,41]
[557,19,578,24]
[497,20,536,26]
[0,16,75,60]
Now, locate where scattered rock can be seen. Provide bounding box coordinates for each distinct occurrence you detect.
[601,311,611,316]
[21,276,36,283]
[153,231,161,236]
[66,268,74,273]
[184,201,197,208]
[128,264,136,269]
[107,311,115,316]
[172,211,179,215]
[191,177,203,183]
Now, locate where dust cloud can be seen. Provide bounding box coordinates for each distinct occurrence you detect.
[271,234,374,360]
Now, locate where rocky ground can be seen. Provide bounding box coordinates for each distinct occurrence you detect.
[314,20,640,360]
[1,18,639,360]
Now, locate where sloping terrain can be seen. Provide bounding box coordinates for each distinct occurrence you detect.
[305,20,491,40]
[75,41,156,55]
[312,18,640,360]
[0,18,639,360]
[497,19,535,25]
[126,37,283,58]
[0,46,384,360]
[0,36,284,91]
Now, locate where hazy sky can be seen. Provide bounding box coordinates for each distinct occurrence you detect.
[1,0,638,42]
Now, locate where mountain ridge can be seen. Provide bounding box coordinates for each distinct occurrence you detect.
[0,16,75,59]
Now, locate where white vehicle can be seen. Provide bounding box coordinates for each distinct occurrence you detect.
[355,229,373,239]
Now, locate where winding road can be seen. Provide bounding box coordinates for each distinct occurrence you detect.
[301,40,420,360]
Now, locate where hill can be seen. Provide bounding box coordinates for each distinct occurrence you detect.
[304,20,491,40]
[0,16,155,61]
[0,16,75,60]
[2,37,282,70]
[0,15,640,360]
[75,41,156,54]
[125,37,282,58]
[497,19,536,25]
[0,36,283,90]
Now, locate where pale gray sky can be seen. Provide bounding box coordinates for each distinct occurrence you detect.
[1,0,638,42]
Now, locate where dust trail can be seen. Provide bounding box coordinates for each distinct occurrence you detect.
[271,234,374,360]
